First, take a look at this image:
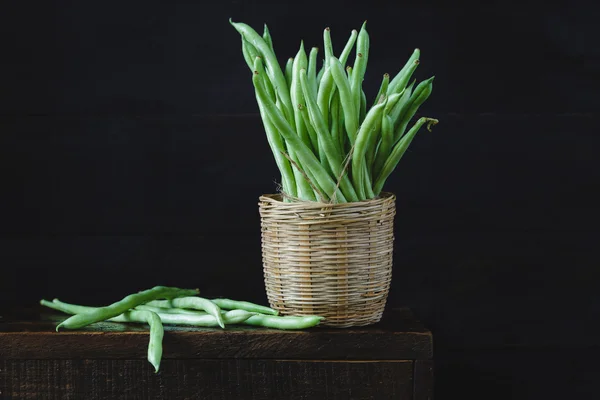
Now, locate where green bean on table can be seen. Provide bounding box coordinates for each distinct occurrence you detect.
[210,298,279,315]
[42,299,164,373]
[144,297,226,329]
[55,286,198,331]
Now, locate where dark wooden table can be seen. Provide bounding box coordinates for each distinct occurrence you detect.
[0,307,433,400]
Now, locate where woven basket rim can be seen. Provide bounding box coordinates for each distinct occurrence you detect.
[259,191,396,208]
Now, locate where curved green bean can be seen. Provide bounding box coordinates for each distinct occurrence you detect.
[300,69,358,202]
[339,29,359,66]
[43,299,164,373]
[230,20,294,126]
[351,99,387,199]
[145,297,225,329]
[388,48,420,95]
[55,286,198,331]
[374,117,439,195]
[394,77,434,142]
[253,69,346,202]
[210,298,279,315]
[316,27,336,118]
[329,56,358,145]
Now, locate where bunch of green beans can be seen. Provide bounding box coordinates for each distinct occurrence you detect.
[42,286,323,373]
[231,19,439,203]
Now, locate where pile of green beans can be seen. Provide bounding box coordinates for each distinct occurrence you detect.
[42,286,323,373]
[231,19,439,203]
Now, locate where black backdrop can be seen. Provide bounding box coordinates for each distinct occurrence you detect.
[1,1,598,399]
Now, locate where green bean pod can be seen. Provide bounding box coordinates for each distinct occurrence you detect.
[262,24,274,52]
[316,62,325,85]
[388,48,420,95]
[230,20,295,127]
[351,99,387,199]
[253,70,346,202]
[285,57,294,92]
[360,89,367,124]
[243,314,323,330]
[256,94,297,197]
[363,162,376,198]
[388,79,416,125]
[372,114,394,180]
[308,47,319,95]
[339,29,359,66]
[350,21,369,113]
[394,77,434,142]
[55,286,198,331]
[330,91,343,154]
[145,296,225,328]
[291,42,317,151]
[374,117,439,195]
[316,27,336,118]
[329,56,358,145]
[373,73,390,107]
[300,69,358,202]
[210,298,279,315]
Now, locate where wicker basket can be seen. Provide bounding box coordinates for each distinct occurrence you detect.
[258,192,396,327]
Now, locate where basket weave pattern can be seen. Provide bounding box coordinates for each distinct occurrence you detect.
[259,192,396,327]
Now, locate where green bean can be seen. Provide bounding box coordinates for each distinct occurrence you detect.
[308,47,319,95]
[372,114,395,180]
[253,69,345,202]
[262,23,274,52]
[137,305,257,326]
[329,56,358,145]
[393,77,434,142]
[316,63,325,85]
[241,38,276,101]
[285,57,294,92]
[346,65,352,79]
[316,27,336,118]
[55,286,198,331]
[339,29,359,66]
[388,48,420,95]
[373,73,390,107]
[210,298,279,315]
[351,100,387,199]
[45,299,252,328]
[291,42,317,152]
[43,299,164,373]
[241,37,258,71]
[300,69,359,202]
[145,297,225,329]
[256,95,297,197]
[388,79,415,125]
[360,89,367,124]
[374,117,439,195]
[351,21,369,113]
[323,27,334,67]
[330,92,343,154]
[255,56,313,200]
[230,20,295,127]
[243,314,323,330]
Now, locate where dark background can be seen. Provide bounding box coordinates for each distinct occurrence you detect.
[1,1,598,398]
